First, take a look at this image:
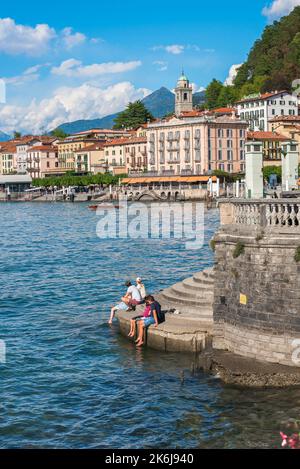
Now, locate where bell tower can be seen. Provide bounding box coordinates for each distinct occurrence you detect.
[175,70,193,116]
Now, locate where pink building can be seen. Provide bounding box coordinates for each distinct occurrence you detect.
[147,115,248,175]
[26,145,62,178]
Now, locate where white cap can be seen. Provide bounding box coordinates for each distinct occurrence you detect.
[136,277,142,282]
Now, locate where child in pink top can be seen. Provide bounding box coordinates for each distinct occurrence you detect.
[128,305,151,338]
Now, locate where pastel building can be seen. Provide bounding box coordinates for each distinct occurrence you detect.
[26,145,62,178]
[147,116,247,175]
[56,138,102,171]
[246,131,289,166]
[103,137,148,174]
[0,143,17,175]
[15,136,56,174]
[74,143,106,174]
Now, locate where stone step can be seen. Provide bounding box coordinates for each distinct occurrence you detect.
[193,272,214,285]
[158,303,213,322]
[160,289,213,308]
[169,283,213,300]
[181,277,214,292]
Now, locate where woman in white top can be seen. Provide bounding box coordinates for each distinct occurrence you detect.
[136,277,147,300]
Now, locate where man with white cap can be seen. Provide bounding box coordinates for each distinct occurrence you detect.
[136,277,147,300]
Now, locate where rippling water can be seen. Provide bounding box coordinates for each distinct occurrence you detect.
[0,202,297,449]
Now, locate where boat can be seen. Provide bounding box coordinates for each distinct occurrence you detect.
[88,204,122,211]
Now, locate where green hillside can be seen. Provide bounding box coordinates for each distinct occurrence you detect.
[205,6,300,109]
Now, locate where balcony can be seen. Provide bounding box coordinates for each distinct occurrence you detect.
[167,159,180,164]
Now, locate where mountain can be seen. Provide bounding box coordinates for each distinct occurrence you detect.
[55,86,206,134]
[193,90,206,107]
[0,130,11,141]
[234,6,300,94]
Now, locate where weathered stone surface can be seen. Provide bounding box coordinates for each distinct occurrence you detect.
[213,222,300,368]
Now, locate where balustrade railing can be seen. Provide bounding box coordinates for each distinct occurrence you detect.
[232,200,300,228]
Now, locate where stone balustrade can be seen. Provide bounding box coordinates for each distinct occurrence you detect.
[219,199,300,229]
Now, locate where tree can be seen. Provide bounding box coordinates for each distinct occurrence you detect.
[205,79,224,109]
[113,101,154,129]
[51,128,69,139]
[13,131,21,139]
[217,86,239,107]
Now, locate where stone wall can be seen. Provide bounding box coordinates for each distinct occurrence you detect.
[213,201,300,367]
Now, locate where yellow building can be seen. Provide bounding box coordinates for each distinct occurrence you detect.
[56,138,101,171]
[269,116,300,162]
[247,131,288,166]
[0,143,17,175]
[103,137,147,174]
[74,143,106,174]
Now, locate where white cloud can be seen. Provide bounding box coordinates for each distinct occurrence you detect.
[51,59,142,77]
[4,63,51,86]
[0,17,56,55]
[224,64,243,86]
[152,44,185,55]
[165,44,185,55]
[191,83,206,93]
[153,60,168,71]
[61,27,86,49]
[262,0,300,19]
[0,17,88,55]
[0,82,151,134]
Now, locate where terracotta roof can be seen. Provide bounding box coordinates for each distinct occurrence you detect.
[57,138,102,145]
[74,143,104,153]
[236,91,288,104]
[0,143,17,153]
[247,131,289,141]
[14,135,56,146]
[103,137,147,147]
[269,115,300,123]
[72,128,130,136]
[210,107,235,114]
[180,110,203,117]
[26,145,58,152]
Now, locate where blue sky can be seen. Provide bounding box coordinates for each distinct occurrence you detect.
[0,0,298,133]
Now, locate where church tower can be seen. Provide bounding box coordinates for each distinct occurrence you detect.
[175,70,193,116]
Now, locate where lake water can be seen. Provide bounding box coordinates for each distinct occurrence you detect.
[0,202,298,449]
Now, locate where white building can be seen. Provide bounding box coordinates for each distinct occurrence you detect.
[15,136,57,174]
[236,91,298,132]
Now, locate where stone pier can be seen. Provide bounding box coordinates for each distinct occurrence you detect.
[213,199,300,369]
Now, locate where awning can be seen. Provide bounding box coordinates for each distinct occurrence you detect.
[122,176,217,184]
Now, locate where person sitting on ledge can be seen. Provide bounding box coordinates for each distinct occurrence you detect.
[128,303,151,338]
[121,281,142,309]
[108,280,143,324]
[136,277,147,300]
[135,295,161,347]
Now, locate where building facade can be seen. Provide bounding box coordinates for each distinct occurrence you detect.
[26,145,62,178]
[236,91,298,132]
[103,137,148,173]
[56,138,102,172]
[247,131,288,165]
[0,143,17,175]
[74,143,105,174]
[147,116,248,175]
[15,136,56,174]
